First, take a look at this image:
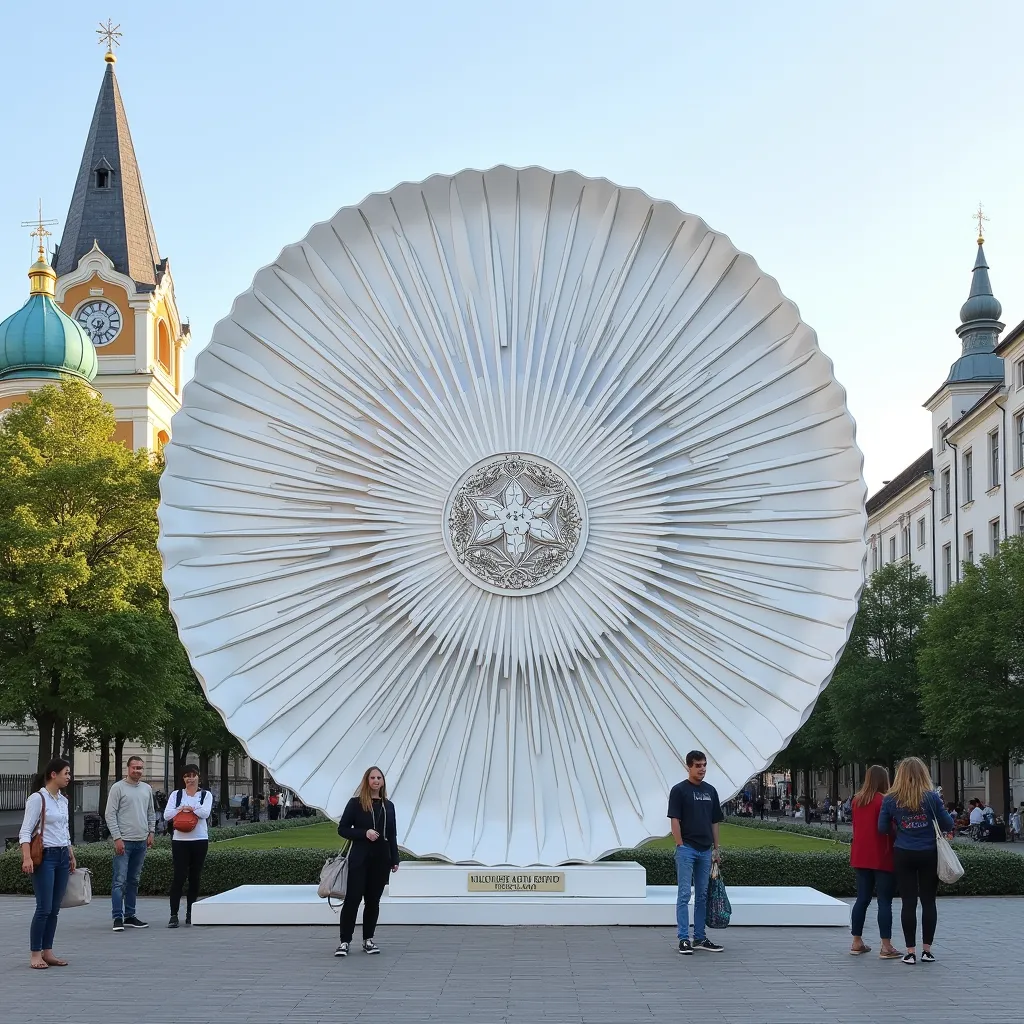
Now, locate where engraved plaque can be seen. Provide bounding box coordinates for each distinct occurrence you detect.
[467,871,566,893]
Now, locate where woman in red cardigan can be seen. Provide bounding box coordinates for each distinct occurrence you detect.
[849,765,901,958]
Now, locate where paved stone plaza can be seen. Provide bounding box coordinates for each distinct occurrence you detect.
[1,896,1019,1023]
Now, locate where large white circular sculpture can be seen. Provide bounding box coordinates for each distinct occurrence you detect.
[159,166,865,865]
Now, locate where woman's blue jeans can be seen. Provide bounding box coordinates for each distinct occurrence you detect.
[851,867,895,940]
[30,847,70,951]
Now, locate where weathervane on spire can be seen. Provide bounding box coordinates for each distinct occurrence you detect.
[20,200,58,262]
[974,202,989,245]
[97,19,122,61]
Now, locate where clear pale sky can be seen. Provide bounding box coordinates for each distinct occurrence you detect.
[2,1,1021,493]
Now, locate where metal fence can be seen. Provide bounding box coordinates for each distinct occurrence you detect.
[0,774,33,812]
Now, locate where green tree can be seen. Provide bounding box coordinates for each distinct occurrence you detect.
[919,535,1024,815]
[0,382,164,770]
[827,560,934,771]
[771,688,840,816]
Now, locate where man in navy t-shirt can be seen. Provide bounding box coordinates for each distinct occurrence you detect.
[668,750,725,954]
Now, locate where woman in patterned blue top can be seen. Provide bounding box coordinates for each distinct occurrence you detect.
[878,757,954,965]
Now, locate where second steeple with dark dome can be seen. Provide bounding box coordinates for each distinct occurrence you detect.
[946,224,1004,385]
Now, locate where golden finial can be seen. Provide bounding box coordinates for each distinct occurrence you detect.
[974,202,989,245]
[97,19,122,63]
[21,199,58,263]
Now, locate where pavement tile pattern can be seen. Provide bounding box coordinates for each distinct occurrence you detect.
[0,896,1019,1023]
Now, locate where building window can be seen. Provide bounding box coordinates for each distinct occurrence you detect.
[889,536,896,562]
[963,449,973,503]
[917,516,926,547]
[942,543,952,593]
[1016,359,1024,390]
[1016,413,1024,472]
[1018,505,1024,535]
[990,430,1000,487]
[871,542,878,571]
[964,531,974,566]
[991,518,1001,555]
[95,168,110,189]
[901,525,910,556]
[941,468,951,517]
[937,420,949,455]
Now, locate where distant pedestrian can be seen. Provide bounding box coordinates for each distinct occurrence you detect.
[849,765,900,959]
[163,765,212,928]
[18,758,77,970]
[335,766,400,958]
[668,750,725,955]
[878,757,954,965]
[755,795,765,821]
[104,755,156,931]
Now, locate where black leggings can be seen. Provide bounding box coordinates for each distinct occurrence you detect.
[170,839,209,916]
[893,846,939,947]
[339,857,392,943]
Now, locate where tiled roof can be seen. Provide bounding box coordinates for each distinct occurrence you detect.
[866,449,933,516]
[54,62,160,291]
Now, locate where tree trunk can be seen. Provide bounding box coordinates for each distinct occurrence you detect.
[198,751,211,788]
[250,760,262,821]
[113,734,126,782]
[1002,752,1013,820]
[35,712,57,773]
[219,748,231,811]
[171,733,194,791]
[97,732,111,818]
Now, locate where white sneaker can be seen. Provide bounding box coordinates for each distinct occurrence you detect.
[334,942,349,957]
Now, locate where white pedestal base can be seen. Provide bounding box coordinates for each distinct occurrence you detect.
[191,883,849,927]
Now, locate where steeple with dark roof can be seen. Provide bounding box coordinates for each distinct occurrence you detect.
[945,235,1004,385]
[53,51,162,291]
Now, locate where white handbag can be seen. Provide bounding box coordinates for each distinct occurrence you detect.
[933,820,964,884]
[317,842,351,908]
[61,867,92,908]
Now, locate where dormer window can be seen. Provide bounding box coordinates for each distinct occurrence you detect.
[95,168,110,189]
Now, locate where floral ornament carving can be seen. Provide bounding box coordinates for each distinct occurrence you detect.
[447,455,585,593]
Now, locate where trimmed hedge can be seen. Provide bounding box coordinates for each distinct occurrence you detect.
[724,815,853,844]
[3,842,1022,898]
[605,845,1024,896]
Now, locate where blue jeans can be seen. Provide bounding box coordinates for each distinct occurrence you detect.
[850,867,895,940]
[30,847,70,952]
[111,839,148,919]
[675,844,713,942]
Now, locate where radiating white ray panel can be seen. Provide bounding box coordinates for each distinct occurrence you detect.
[158,166,866,865]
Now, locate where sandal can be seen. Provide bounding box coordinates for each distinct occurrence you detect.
[879,948,903,960]
[849,944,871,955]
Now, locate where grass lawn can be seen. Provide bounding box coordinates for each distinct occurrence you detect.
[217,821,839,854]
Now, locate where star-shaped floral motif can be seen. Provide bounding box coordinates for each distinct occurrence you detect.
[470,479,562,563]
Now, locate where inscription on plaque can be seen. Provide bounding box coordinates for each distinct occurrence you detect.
[467,871,566,893]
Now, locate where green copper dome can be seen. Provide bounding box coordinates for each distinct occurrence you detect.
[0,257,98,383]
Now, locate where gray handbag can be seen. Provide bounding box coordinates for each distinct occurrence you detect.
[318,841,351,908]
[61,867,92,908]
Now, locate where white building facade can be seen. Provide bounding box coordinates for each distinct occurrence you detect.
[867,236,1024,812]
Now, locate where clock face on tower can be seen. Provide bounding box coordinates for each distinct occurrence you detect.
[76,300,122,346]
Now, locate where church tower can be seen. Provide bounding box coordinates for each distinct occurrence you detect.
[51,38,188,449]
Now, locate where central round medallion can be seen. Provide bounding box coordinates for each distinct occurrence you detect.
[444,454,588,595]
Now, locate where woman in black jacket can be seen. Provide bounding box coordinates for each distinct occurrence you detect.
[334,766,399,957]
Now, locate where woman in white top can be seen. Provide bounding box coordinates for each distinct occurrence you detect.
[18,758,77,969]
[162,764,212,927]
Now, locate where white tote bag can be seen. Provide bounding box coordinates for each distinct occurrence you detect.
[317,843,351,909]
[933,820,964,884]
[61,867,92,908]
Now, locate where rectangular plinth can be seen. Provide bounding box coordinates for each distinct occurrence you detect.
[388,862,646,898]
[191,884,849,928]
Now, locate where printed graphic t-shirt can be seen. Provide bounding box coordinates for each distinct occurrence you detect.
[667,780,724,851]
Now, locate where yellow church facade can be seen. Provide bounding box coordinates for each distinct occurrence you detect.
[0,46,188,451]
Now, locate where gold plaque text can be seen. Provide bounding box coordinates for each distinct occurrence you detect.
[467,871,566,893]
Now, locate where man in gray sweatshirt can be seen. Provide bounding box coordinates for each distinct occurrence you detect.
[104,755,156,931]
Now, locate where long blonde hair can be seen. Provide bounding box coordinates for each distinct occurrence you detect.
[853,764,890,808]
[888,756,933,811]
[357,765,388,812]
